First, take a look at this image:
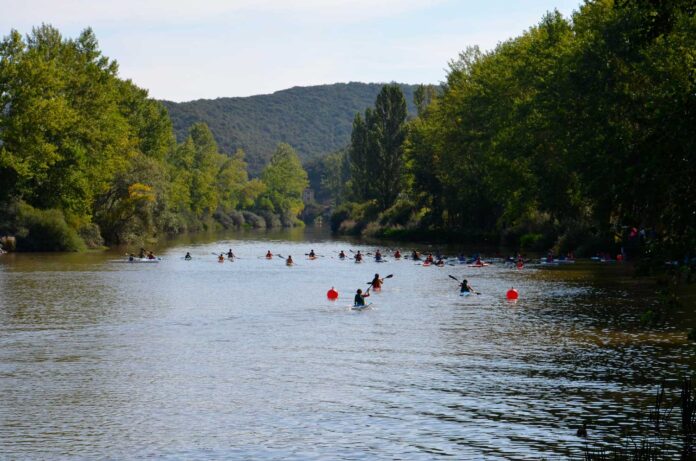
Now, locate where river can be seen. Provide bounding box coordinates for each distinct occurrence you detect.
[0,226,693,459]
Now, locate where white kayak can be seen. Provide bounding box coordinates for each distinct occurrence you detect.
[112,258,161,264]
[460,291,472,297]
[351,303,373,311]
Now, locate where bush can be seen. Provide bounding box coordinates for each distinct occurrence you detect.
[554,222,609,257]
[330,203,355,232]
[520,233,546,251]
[242,211,266,228]
[258,210,282,228]
[378,198,417,227]
[78,223,104,248]
[16,204,85,251]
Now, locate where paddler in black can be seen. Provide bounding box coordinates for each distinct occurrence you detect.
[354,288,370,307]
[355,251,363,262]
[339,250,346,259]
[375,250,382,262]
[370,274,384,290]
[227,249,235,259]
[309,249,316,258]
[184,252,192,260]
[460,279,474,293]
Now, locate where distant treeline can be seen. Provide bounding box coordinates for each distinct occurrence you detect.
[0,26,308,251]
[328,0,695,260]
[163,83,418,174]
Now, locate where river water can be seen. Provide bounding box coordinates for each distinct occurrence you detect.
[0,227,693,460]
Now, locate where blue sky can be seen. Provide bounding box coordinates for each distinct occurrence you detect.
[1,0,583,101]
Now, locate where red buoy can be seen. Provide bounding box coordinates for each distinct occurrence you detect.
[506,288,519,300]
[327,287,339,301]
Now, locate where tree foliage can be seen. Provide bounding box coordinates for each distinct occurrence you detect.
[0,25,308,249]
[334,1,695,258]
[348,84,408,210]
[259,143,309,218]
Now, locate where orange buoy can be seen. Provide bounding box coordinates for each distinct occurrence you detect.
[327,287,339,301]
[506,288,519,300]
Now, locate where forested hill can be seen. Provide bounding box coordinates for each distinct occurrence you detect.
[162,82,418,173]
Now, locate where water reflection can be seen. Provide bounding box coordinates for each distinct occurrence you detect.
[0,227,693,459]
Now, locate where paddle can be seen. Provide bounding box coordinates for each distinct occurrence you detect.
[367,274,394,285]
[448,275,480,295]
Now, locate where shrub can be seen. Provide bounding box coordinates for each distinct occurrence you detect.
[78,223,104,248]
[258,210,282,228]
[16,204,85,251]
[242,211,266,228]
[520,233,546,251]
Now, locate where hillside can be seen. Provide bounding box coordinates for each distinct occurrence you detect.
[162,82,418,173]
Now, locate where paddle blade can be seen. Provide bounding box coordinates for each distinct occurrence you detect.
[448,274,459,282]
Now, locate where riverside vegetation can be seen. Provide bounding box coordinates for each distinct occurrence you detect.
[324,1,694,269]
[0,26,308,251]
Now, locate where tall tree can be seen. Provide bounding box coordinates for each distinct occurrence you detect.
[259,143,309,218]
[348,84,408,210]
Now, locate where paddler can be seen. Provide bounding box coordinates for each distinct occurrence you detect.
[286,255,294,266]
[435,257,445,267]
[338,250,346,259]
[218,253,225,262]
[370,273,384,290]
[460,279,474,294]
[354,288,370,307]
[139,247,146,258]
[184,252,192,260]
[354,251,363,262]
[411,250,420,261]
[375,250,383,262]
[425,253,434,264]
[265,250,273,259]
[227,249,235,259]
[393,250,401,259]
[309,249,316,258]
[147,251,156,260]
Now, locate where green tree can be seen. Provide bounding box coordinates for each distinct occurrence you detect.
[259,143,309,218]
[348,84,408,210]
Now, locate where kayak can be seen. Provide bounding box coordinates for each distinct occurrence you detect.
[375,259,387,263]
[286,262,294,266]
[540,258,575,264]
[422,261,432,267]
[460,291,471,297]
[113,258,160,264]
[308,256,317,260]
[468,263,489,267]
[351,303,373,311]
[354,259,363,264]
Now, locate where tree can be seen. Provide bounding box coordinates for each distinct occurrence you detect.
[348,84,408,210]
[259,143,309,218]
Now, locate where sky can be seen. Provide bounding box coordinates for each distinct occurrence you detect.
[1,0,583,102]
